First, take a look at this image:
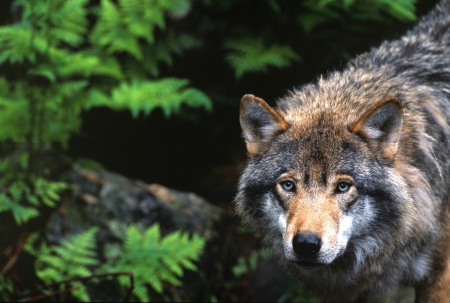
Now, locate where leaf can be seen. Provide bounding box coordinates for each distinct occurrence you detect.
[91,0,143,59]
[103,78,212,117]
[225,38,300,78]
[104,223,205,302]
[384,1,416,22]
[34,227,99,302]
[10,203,39,225]
[48,0,90,47]
[0,26,35,64]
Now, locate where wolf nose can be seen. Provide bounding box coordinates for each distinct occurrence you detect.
[292,232,321,258]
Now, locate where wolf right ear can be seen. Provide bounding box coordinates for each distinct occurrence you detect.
[350,98,403,162]
[240,94,290,156]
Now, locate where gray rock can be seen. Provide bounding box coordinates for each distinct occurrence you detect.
[45,164,225,301]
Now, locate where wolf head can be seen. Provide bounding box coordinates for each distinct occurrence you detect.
[235,93,406,271]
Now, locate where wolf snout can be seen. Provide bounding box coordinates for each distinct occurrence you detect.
[292,231,322,259]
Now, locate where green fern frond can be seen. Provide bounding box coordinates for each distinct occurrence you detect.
[142,33,200,76]
[0,275,14,300]
[35,227,99,302]
[300,0,416,33]
[383,0,416,22]
[0,26,35,64]
[91,0,143,59]
[47,0,90,47]
[225,38,300,78]
[0,193,39,224]
[120,0,166,43]
[104,78,211,117]
[104,223,205,302]
[34,178,68,207]
[0,154,67,225]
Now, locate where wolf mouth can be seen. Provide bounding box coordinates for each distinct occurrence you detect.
[292,261,325,270]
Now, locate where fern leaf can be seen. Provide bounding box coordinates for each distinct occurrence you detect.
[108,78,211,117]
[120,0,165,44]
[71,281,91,302]
[39,254,66,269]
[384,0,416,22]
[33,178,67,207]
[142,33,200,76]
[0,193,14,213]
[106,223,205,301]
[124,224,143,251]
[91,0,143,59]
[225,38,300,78]
[0,26,35,64]
[34,227,99,301]
[37,268,64,283]
[10,203,39,225]
[48,0,90,47]
[133,283,150,302]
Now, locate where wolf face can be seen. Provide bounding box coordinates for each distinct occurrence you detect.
[234,91,439,303]
[237,94,407,270]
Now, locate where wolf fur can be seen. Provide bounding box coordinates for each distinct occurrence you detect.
[235,1,450,302]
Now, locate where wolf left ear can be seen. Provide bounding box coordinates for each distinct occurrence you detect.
[350,98,403,161]
[240,94,290,156]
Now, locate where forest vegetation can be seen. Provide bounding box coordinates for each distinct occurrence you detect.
[0,0,435,301]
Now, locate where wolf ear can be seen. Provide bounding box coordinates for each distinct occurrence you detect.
[350,98,403,161]
[240,94,290,156]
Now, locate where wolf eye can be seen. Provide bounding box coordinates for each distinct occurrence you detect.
[336,182,351,193]
[280,180,295,192]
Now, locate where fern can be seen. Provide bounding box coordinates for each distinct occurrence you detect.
[91,0,186,58]
[232,248,272,277]
[141,33,200,77]
[0,27,36,64]
[0,275,13,301]
[225,38,300,78]
[88,78,211,117]
[0,159,67,225]
[103,224,205,302]
[300,0,416,34]
[0,0,212,226]
[33,227,99,302]
[0,193,39,224]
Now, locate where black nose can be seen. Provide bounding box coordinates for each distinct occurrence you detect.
[292,232,321,258]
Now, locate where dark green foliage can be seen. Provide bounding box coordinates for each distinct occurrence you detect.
[232,248,271,277]
[25,224,205,302]
[102,224,205,302]
[26,227,100,301]
[0,0,212,226]
[0,275,13,301]
[88,78,211,117]
[0,0,427,301]
[203,0,417,79]
[0,154,67,225]
[300,0,416,34]
[225,38,300,79]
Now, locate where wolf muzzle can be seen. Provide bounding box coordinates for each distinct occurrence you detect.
[292,231,324,269]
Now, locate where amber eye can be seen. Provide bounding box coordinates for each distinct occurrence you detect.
[336,182,351,193]
[280,180,295,192]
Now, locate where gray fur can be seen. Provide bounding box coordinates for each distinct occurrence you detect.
[235,1,450,302]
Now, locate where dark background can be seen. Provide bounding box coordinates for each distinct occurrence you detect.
[64,0,439,205]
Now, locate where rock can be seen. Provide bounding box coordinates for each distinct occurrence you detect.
[45,164,226,301]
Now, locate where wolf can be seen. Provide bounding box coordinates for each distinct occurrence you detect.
[235,1,450,302]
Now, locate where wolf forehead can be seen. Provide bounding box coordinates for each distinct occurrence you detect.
[244,121,365,185]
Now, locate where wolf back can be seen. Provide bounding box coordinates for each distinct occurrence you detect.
[235,0,450,302]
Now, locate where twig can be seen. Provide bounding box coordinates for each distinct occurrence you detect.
[1,231,30,275]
